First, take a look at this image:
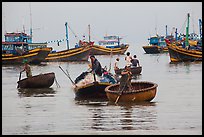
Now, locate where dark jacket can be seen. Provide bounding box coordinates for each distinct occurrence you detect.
[131,58,139,67]
[92,58,102,76]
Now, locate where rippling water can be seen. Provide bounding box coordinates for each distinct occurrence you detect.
[2,46,202,135]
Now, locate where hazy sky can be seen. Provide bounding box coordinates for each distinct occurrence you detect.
[2,2,202,51]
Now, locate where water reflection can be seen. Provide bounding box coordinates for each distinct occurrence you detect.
[17,88,57,97]
[118,102,158,131]
[75,99,158,131]
[168,61,202,74]
[75,98,108,106]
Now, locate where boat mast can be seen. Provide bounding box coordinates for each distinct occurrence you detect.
[65,22,69,50]
[175,28,178,41]
[117,36,120,47]
[199,19,202,38]
[185,13,190,48]
[88,24,91,43]
[165,25,168,37]
[29,2,32,42]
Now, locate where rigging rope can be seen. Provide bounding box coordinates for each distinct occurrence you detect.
[68,25,79,41]
[178,15,188,34]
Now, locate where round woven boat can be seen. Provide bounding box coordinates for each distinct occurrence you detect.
[105,81,158,103]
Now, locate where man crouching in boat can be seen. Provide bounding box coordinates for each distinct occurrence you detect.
[119,65,133,91]
[90,55,102,77]
[21,59,32,78]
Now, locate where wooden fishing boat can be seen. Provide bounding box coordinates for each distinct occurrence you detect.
[165,13,202,62]
[2,47,52,64]
[89,44,129,55]
[166,42,202,62]
[79,26,129,55]
[45,46,91,62]
[142,25,176,54]
[17,72,55,88]
[90,35,129,55]
[2,32,52,64]
[105,81,158,103]
[114,66,142,75]
[43,22,92,62]
[74,81,111,99]
[73,71,117,99]
[143,35,168,54]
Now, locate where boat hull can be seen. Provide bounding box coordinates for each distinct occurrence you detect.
[167,44,202,62]
[17,72,55,88]
[114,66,142,75]
[74,82,111,99]
[45,47,91,61]
[90,45,129,55]
[105,81,158,103]
[142,45,168,54]
[2,48,52,64]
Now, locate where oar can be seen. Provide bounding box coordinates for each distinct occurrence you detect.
[19,71,22,81]
[17,71,22,88]
[115,77,130,104]
[115,88,124,104]
[59,66,77,87]
[93,72,96,82]
[66,69,76,86]
[108,48,113,72]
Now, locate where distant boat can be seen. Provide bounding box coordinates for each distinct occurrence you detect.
[142,35,168,54]
[79,25,129,55]
[165,13,202,62]
[114,66,142,76]
[2,32,52,64]
[44,22,91,62]
[17,72,55,89]
[91,35,129,55]
[45,46,91,62]
[105,81,158,103]
[165,40,202,62]
[90,44,129,55]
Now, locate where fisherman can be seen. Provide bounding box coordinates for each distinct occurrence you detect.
[119,65,133,91]
[90,55,103,76]
[125,52,132,67]
[131,55,140,67]
[21,59,32,78]
[114,58,120,70]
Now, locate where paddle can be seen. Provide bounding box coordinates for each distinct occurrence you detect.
[17,71,22,88]
[115,72,131,104]
[93,72,96,82]
[59,66,77,87]
[115,84,126,104]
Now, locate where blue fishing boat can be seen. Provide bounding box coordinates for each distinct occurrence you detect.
[2,32,52,64]
[142,35,168,54]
